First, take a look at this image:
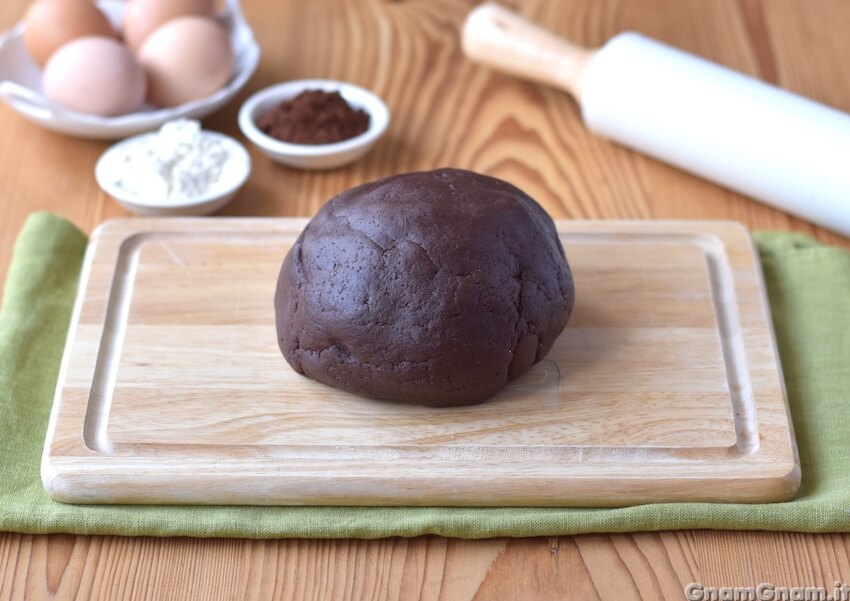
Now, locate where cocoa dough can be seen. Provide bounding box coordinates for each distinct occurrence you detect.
[275,168,575,406]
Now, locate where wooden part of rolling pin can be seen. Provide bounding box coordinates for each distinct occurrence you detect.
[462,3,850,238]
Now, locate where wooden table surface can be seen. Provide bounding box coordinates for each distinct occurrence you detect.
[1,0,849,598]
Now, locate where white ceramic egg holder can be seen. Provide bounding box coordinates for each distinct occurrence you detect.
[0,0,259,139]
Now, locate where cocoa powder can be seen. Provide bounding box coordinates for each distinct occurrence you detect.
[256,90,370,145]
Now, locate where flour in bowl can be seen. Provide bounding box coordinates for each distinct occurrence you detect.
[105,119,245,201]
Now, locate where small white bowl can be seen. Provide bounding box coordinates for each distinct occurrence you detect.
[0,0,260,140]
[95,130,251,216]
[238,79,390,170]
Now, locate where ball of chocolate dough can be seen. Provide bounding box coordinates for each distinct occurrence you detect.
[274,168,575,407]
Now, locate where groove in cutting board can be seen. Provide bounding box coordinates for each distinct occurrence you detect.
[42,219,800,506]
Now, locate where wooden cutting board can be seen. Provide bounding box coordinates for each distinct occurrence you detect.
[43,218,800,506]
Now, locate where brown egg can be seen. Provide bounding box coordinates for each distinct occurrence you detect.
[23,0,116,67]
[122,0,215,53]
[43,36,147,116]
[138,17,233,108]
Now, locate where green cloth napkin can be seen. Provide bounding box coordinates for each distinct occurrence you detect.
[1,213,849,539]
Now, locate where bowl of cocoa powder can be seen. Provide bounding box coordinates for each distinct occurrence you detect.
[238,79,390,170]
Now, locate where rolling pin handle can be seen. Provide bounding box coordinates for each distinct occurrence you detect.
[461,3,595,99]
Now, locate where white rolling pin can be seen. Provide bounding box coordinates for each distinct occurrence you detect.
[462,3,850,237]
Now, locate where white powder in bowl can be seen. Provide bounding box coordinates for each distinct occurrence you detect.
[104,119,248,202]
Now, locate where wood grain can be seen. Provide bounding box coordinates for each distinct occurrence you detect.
[2,0,850,596]
[42,219,799,506]
[7,532,850,600]
[45,219,798,506]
